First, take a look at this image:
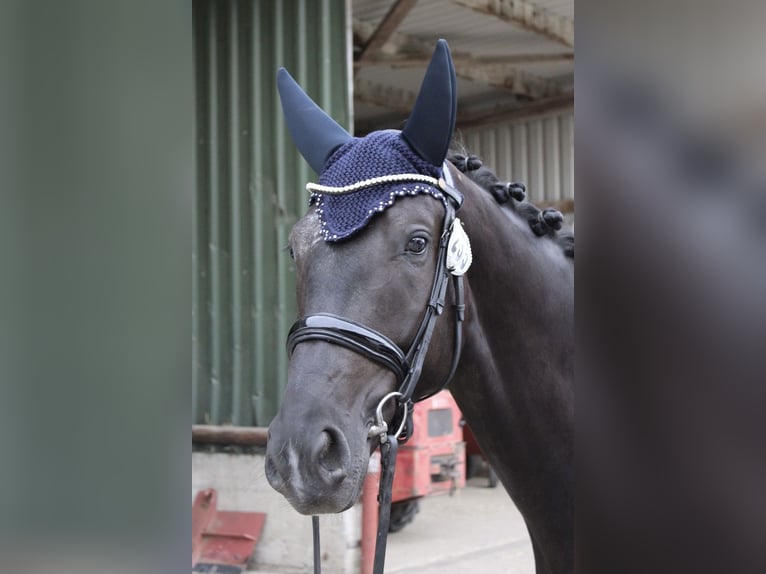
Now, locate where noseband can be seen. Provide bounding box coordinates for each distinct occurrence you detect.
[287,314,409,384]
[286,168,466,437]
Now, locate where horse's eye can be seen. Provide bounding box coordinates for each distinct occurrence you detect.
[407,236,428,254]
[288,245,295,259]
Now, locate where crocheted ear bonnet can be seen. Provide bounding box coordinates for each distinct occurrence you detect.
[308,131,447,242]
[278,39,458,242]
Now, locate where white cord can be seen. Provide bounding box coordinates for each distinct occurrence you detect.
[306,173,440,195]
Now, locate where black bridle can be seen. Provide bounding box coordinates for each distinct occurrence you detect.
[285,173,466,574]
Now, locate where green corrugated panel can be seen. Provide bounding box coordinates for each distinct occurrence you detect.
[192,0,350,426]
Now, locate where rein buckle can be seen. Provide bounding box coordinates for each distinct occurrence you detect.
[368,392,409,444]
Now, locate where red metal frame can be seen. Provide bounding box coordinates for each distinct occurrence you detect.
[391,391,466,502]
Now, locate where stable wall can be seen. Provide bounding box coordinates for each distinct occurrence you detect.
[192,0,352,427]
[458,110,574,224]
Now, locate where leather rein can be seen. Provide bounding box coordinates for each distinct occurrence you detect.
[285,168,467,574]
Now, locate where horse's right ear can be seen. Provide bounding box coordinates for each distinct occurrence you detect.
[402,39,457,167]
[277,68,353,174]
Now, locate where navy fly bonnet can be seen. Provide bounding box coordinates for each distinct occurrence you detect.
[277,39,458,241]
[310,131,447,241]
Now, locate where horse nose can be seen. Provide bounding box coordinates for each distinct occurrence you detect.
[312,426,350,484]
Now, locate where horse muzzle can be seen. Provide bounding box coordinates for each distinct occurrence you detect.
[265,421,361,514]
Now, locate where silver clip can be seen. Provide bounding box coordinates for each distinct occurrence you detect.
[367,391,409,444]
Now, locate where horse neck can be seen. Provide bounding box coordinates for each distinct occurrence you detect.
[447,168,574,569]
[451,167,574,395]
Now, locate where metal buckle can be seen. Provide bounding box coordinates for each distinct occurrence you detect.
[367,392,409,444]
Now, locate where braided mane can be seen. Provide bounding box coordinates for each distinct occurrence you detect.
[448,152,574,259]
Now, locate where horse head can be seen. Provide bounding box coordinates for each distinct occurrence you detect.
[265,40,463,514]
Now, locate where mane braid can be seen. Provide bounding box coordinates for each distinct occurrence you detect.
[447,152,574,259]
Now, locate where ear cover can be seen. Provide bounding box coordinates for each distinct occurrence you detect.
[277,68,353,174]
[401,39,458,167]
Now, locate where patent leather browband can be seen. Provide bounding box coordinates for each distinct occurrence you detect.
[287,314,409,383]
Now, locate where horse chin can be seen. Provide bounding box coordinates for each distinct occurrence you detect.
[284,467,366,516]
[286,490,357,516]
[267,445,368,515]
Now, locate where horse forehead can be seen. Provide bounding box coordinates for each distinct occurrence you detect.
[291,212,323,250]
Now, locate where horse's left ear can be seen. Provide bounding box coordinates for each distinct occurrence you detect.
[402,39,457,167]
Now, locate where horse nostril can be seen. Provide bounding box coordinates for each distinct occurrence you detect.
[315,427,349,482]
[264,452,287,492]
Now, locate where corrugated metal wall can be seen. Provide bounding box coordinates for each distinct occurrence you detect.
[458,110,574,206]
[193,0,350,427]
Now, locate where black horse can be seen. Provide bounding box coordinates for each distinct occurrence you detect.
[265,41,574,574]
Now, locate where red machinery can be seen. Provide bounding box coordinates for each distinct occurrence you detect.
[388,391,465,531]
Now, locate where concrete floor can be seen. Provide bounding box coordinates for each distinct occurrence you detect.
[246,475,534,574]
[384,476,534,573]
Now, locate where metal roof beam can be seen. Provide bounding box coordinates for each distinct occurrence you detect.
[355,91,573,134]
[353,18,429,60]
[353,18,562,99]
[362,52,574,67]
[356,0,419,64]
[453,62,561,99]
[353,77,417,113]
[456,92,573,129]
[452,0,574,48]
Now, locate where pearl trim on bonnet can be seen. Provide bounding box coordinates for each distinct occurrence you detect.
[306,173,441,195]
[305,162,458,241]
